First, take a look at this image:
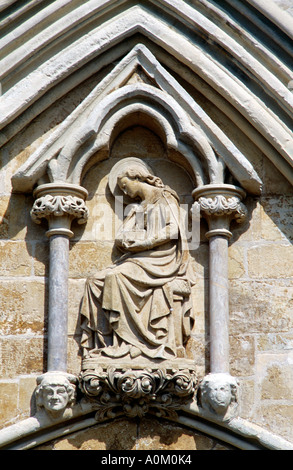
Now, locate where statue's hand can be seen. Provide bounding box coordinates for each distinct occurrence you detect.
[122,240,141,251]
[122,237,156,251]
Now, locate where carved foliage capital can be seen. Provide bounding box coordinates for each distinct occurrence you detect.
[192,184,247,237]
[30,183,89,237]
[31,193,89,225]
[196,194,247,223]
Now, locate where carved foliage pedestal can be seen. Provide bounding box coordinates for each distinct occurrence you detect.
[79,363,198,420]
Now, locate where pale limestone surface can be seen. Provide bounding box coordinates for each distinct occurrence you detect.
[273,0,293,16]
[0,0,292,450]
[33,417,232,450]
[1,125,292,444]
[1,128,293,441]
[80,157,195,363]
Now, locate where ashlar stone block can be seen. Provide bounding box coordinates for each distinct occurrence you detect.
[247,244,293,279]
[0,381,19,428]
[258,353,293,401]
[229,280,293,335]
[0,241,32,276]
[69,241,113,278]
[0,337,43,378]
[229,334,255,377]
[0,281,45,335]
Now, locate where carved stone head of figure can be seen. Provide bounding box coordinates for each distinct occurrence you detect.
[118,174,144,200]
[108,157,179,207]
[108,157,156,203]
[198,373,239,421]
[35,372,77,418]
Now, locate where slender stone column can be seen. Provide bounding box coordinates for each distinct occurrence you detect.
[47,234,69,371]
[192,184,247,374]
[208,233,230,373]
[31,183,88,372]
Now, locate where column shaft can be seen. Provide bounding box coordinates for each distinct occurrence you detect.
[192,184,247,375]
[31,183,88,373]
[209,234,229,373]
[47,234,69,372]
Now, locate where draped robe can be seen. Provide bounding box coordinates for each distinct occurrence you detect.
[80,190,195,360]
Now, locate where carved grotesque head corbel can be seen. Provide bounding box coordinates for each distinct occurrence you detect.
[198,373,239,421]
[35,372,77,418]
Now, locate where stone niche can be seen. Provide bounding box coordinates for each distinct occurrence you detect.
[77,123,200,420]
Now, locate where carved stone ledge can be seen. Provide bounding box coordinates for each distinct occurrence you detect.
[79,365,198,420]
[31,183,89,237]
[192,184,247,238]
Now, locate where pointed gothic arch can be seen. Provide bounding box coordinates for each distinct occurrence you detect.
[0,0,293,451]
[11,44,262,195]
[1,1,292,187]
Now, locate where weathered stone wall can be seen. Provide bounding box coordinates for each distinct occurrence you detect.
[0,81,292,446]
[34,417,233,450]
[228,171,293,440]
[0,0,292,450]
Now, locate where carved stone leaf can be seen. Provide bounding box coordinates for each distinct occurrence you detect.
[79,367,198,420]
[31,194,89,224]
[198,195,247,222]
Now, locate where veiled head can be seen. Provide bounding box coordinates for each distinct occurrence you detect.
[108,157,156,202]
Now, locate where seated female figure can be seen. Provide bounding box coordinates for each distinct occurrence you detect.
[80,158,194,361]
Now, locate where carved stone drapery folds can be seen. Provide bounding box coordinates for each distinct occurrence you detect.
[78,157,198,416]
[79,158,195,364]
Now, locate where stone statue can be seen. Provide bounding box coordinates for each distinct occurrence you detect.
[35,372,77,418]
[198,373,239,421]
[80,157,195,363]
